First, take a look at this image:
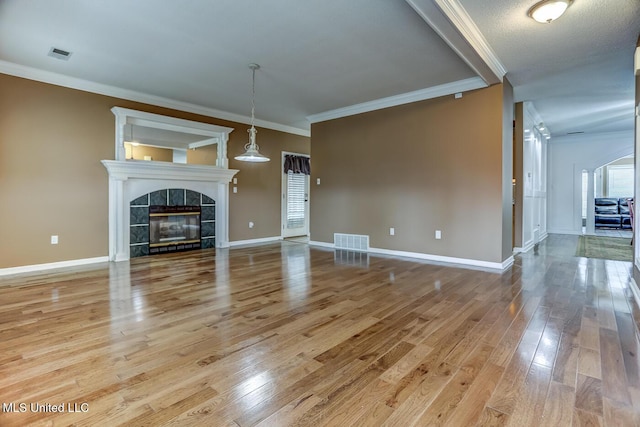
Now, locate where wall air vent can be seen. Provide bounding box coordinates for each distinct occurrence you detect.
[567,131,584,135]
[48,47,72,61]
[334,233,369,252]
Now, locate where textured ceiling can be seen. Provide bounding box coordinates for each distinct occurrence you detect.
[0,0,638,138]
[459,0,640,135]
[0,0,475,131]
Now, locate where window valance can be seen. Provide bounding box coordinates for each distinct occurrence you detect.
[283,155,310,175]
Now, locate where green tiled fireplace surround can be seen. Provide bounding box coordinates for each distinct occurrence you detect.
[129,189,215,257]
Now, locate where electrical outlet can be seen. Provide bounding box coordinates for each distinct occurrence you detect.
[51,235,58,245]
[233,186,237,193]
[316,178,321,185]
[389,227,395,236]
[249,221,254,229]
[435,230,442,239]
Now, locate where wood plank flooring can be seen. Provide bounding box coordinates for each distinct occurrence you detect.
[1,234,640,426]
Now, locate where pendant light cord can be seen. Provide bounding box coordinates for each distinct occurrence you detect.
[251,66,256,129]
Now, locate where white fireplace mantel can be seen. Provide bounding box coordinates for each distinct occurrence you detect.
[102,160,239,262]
[103,107,239,262]
[102,159,238,182]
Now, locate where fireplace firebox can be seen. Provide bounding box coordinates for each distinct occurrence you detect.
[149,205,201,254]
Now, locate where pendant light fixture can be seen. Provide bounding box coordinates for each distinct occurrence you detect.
[527,0,573,24]
[235,63,270,162]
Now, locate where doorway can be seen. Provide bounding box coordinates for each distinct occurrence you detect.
[281,152,310,239]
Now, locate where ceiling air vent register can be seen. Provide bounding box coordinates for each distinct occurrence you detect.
[48,47,72,61]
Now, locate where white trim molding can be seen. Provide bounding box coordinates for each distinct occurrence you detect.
[546,228,582,236]
[111,107,234,167]
[101,159,238,182]
[307,77,486,124]
[0,257,109,277]
[513,240,536,254]
[309,240,335,249]
[308,240,513,271]
[0,60,310,137]
[404,0,506,85]
[630,276,640,316]
[229,237,283,247]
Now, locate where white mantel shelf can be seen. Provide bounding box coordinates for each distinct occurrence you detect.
[101,160,238,182]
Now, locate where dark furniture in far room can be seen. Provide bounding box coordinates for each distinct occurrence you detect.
[595,197,633,229]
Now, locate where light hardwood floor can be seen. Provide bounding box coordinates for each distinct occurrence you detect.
[1,235,640,426]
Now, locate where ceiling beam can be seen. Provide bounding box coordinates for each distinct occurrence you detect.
[405,0,506,85]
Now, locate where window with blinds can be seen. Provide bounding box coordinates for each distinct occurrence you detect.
[286,171,306,229]
[607,165,633,198]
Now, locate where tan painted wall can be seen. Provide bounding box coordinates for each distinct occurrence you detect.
[501,79,514,261]
[513,102,524,249]
[125,143,173,162]
[228,129,311,241]
[0,74,309,268]
[187,144,217,165]
[310,84,507,263]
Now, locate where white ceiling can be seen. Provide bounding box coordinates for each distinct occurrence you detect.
[0,0,638,138]
[459,0,640,136]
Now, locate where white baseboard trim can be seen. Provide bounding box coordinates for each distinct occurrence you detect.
[539,232,549,242]
[228,236,282,247]
[0,256,109,277]
[546,228,582,235]
[502,256,515,270]
[308,240,335,249]
[309,240,511,271]
[369,247,512,271]
[630,277,640,314]
[513,240,536,254]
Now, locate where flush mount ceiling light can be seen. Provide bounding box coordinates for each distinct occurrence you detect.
[235,63,270,163]
[528,0,573,24]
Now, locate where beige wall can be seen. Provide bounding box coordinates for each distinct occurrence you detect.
[228,130,310,241]
[513,102,524,249]
[310,84,509,264]
[501,79,514,261]
[0,74,309,268]
[125,143,173,162]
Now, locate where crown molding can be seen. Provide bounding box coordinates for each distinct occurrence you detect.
[523,101,546,133]
[0,60,310,137]
[434,0,507,79]
[405,0,506,85]
[307,77,486,124]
